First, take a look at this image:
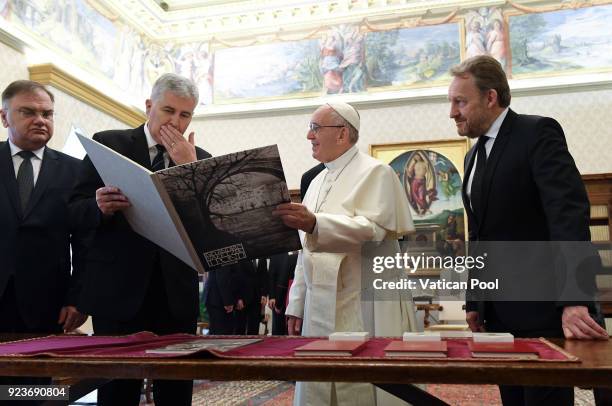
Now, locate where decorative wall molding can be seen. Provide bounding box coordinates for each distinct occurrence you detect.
[193,72,612,119]
[103,0,478,41]
[28,64,146,128]
[0,29,24,53]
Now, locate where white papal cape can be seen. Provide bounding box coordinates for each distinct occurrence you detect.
[286,146,417,406]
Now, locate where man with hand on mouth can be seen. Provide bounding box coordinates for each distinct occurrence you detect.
[71,73,211,406]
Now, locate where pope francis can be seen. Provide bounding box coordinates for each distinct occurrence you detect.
[274,102,417,406]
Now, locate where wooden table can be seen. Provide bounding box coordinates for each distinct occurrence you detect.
[0,337,610,389]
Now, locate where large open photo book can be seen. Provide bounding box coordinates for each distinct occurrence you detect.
[76,130,301,273]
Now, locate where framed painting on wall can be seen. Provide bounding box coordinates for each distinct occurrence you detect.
[365,22,462,91]
[507,3,612,78]
[370,139,470,259]
[213,39,322,104]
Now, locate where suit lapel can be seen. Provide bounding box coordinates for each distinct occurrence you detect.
[478,109,517,227]
[130,125,152,170]
[0,142,22,218]
[23,147,58,219]
[462,144,477,222]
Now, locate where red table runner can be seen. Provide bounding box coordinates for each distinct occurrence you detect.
[0,333,578,362]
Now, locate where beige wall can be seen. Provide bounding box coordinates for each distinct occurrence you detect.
[0,40,29,141]
[192,84,612,189]
[46,86,129,151]
[0,40,130,149]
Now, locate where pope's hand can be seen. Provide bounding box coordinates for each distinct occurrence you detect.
[273,203,316,233]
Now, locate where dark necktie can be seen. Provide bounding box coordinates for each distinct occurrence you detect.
[470,135,489,220]
[16,150,35,211]
[151,144,166,171]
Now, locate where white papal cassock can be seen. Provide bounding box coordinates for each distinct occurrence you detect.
[286,145,417,406]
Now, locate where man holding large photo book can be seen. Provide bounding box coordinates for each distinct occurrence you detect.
[70,74,210,406]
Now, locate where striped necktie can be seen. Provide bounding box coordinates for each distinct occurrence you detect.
[17,150,35,210]
[151,144,166,171]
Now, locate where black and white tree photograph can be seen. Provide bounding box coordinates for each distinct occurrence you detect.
[156,145,301,269]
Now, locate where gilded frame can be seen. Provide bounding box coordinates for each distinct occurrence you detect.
[370,139,470,264]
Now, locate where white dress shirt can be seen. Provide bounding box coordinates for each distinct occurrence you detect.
[467,107,509,202]
[144,122,170,168]
[9,139,45,185]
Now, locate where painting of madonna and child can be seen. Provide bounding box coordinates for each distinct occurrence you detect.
[370,139,469,258]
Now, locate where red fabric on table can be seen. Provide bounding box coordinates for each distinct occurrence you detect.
[0,334,576,362]
[222,337,572,361]
[0,332,197,358]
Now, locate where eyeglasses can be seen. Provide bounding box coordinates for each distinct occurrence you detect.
[308,122,344,133]
[15,108,54,121]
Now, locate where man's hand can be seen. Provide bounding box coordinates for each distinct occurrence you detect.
[562,306,609,340]
[160,125,197,165]
[268,298,276,310]
[236,299,245,311]
[466,311,485,332]
[58,306,87,333]
[287,315,303,335]
[273,203,316,233]
[223,305,234,313]
[96,186,130,216]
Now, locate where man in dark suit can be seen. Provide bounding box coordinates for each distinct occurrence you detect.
[71,74,210,406]
[267,252,297,335]
[233,259,267,335]
[449,55,608,405]
[203,263,241,335]
[300,162,325,200]
[0,80,88,406]
[0,80,86,335]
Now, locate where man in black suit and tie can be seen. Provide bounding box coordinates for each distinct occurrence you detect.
[71,74,211,406]
[448,55,608,405]
[0,80,88,405]
[0,80,86,335]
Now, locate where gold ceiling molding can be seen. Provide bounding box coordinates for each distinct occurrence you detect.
[85,0,119,21]
[212,6,461,48]
[28,64,146,128]
[508,0,599,13]
[212,25,326,48]
[363,8,459,32]
[104,0,472,41]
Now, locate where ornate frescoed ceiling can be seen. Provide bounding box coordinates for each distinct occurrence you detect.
[2,0,612,118]
[99,0,465,41]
